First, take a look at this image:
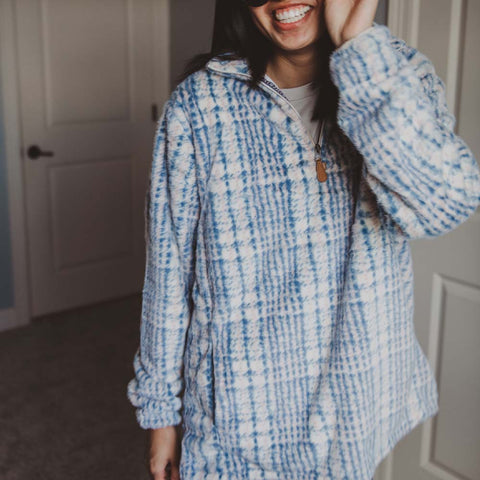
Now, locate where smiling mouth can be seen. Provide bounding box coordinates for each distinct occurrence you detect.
[273,4,313,23]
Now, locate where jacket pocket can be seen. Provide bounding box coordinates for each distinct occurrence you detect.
[210,314,319,474]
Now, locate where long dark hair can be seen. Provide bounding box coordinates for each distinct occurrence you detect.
[176,0,339,122]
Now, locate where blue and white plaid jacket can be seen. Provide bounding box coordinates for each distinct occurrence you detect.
[127,25,480,479]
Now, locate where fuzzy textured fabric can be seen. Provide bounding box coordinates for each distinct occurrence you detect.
[127,25,480,479]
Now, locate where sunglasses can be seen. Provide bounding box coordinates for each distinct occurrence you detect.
[241,0,268,6]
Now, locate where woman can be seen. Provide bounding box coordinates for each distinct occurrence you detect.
[127,0,480,479]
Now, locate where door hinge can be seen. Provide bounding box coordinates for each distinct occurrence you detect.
[151,103,159,122]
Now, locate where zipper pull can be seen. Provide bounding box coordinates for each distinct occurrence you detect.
[314,143,327,183]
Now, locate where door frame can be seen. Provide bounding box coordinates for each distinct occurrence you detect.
[0,0,171,332]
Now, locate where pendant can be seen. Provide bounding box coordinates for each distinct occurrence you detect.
[315,158,327,182]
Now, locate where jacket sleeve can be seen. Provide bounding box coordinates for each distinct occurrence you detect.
[127,86,201,429]
[329,24,480,240]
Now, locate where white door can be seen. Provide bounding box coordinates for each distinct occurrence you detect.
[15,0,160,317]
[375,1,480,479]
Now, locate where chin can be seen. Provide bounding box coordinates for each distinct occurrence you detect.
[275,35,318,52]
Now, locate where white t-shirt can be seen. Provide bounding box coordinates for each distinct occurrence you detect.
[279,81,321,143]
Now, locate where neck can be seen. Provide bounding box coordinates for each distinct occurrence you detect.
[266,40,318,88]
[265,34,330,89]
[266,50,316,88]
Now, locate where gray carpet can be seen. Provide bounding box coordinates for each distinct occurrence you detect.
[0,295,151,480]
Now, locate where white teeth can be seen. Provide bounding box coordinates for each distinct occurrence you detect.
[274,5,311,23]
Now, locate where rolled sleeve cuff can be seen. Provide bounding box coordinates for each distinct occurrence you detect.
[127,377,182,429]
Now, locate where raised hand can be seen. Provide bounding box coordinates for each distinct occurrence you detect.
[324,0,379,48]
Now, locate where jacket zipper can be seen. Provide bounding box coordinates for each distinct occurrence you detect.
[260,76,328,182]
[209,67,328,182]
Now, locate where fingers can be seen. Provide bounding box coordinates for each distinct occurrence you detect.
[170,463,181,480]
[147,425,182,480]
[145,445,178,480]
[150,459,180,480]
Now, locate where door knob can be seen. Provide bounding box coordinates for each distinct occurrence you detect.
[27,145,54,160]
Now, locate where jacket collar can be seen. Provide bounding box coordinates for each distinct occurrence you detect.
[204,53,318,150]
[205,53,289,102]
[205,54,251,78]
